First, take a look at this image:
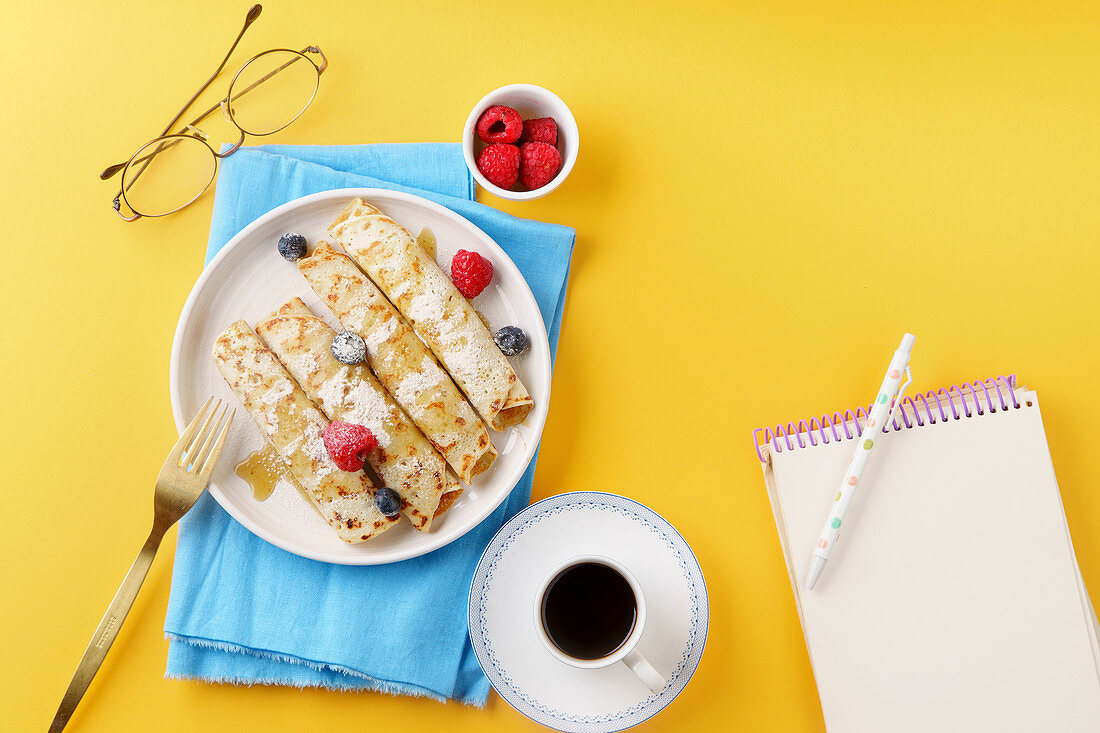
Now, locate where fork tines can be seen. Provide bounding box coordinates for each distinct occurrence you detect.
[177,397,235,475]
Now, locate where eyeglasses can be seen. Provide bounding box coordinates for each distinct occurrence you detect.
[100,5,327,221]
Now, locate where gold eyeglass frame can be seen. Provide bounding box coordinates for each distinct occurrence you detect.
[100,5,327,221]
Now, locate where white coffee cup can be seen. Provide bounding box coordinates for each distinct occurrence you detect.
[532,554,665,692]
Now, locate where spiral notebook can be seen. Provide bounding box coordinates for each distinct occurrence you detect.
[754,376,1100,733]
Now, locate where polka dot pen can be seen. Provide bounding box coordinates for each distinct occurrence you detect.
[806,333,915,590]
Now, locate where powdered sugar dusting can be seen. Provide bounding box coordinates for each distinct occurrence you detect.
[258,380,293,432]
[394,355,445,406]
[300,416,333,479]
[388,278,412,303]
[316,372,394,449]
[405,287,447,325]
[284,352,320,381]
[315,369,350,412]
[363,316,398,348]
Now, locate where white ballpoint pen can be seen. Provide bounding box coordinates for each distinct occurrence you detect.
[806,333,915,590]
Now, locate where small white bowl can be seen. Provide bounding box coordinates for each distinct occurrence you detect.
[462,84,579,201]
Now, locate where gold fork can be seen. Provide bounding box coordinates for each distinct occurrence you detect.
[49,397,234,732]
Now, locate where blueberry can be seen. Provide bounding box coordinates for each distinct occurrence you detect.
[277,232,308,261]
[331,331,366,365]
[493,326,528,356]
[374,487,402,517]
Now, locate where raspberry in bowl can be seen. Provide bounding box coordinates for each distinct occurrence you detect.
[462,84,579,201]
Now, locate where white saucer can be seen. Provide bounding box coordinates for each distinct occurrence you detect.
[468,492,708,732]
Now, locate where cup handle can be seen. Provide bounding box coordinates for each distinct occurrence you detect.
[622,649,665,693]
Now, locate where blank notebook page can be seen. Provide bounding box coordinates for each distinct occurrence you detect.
[768,389,1100,733]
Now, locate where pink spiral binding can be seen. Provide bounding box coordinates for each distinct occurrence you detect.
[752,375,1019,461]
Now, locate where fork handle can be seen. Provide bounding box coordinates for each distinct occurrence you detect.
[49,528,164,732]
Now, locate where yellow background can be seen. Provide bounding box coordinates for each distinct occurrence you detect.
[2,1,1098,730]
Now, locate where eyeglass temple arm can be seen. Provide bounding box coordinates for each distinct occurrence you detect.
[160,4,262,137]
[103,43,325,182]
[101,4,262,180]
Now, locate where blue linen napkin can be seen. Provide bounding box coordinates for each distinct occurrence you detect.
[164,143,574,705]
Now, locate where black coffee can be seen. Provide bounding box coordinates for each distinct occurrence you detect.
[540,561,637,660]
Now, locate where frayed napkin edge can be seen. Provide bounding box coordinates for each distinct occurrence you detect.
[164,633,485,707]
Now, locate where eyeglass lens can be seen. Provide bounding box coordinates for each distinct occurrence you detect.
[227,50,320,136]
[122,136,218,217]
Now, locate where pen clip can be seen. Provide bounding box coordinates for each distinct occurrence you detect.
[885,367,914,429]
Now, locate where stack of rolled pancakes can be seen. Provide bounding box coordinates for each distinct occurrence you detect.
[213,198,533,542]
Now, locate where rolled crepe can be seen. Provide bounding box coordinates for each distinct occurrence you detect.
[298,243,496,484]
[328,198,534,431]
[256,298,463,531]
[212,320,400,543]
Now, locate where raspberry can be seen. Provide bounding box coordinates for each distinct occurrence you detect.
[450,249,493,298]
[476,105,523,144]
[520,117,558,146]
[476,143,520,189]
[519,142,562,190]
[323,421,377,472]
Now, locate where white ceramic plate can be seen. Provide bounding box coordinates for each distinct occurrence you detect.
[469,492,709,732]
[170,188,551,565]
